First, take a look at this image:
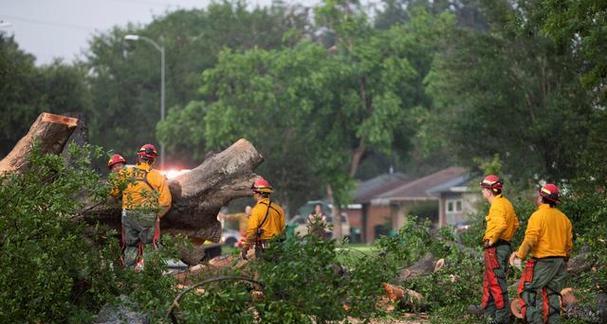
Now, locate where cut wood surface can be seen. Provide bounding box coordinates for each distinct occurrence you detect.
[0,112,78,174]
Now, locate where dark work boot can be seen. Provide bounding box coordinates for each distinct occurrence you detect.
[467,304,484,316]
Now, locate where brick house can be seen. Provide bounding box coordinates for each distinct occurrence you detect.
[350,167,479,243]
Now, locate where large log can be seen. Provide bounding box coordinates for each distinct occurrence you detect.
[3,112,264,243]
[398,253,437,281]
[83,138,264,242]
[0,112,78,174]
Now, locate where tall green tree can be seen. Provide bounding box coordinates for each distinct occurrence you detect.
[0,35,90,156]
[312,1,453,230]
[86,1,310,166]
[424,0,594,182]
[536,0,607,184]
[162,1,453,220]
[539,0,607,97]
[196,43,332,211]
[0,35,39,156]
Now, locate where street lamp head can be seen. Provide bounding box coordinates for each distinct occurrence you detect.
[124,34,140,41]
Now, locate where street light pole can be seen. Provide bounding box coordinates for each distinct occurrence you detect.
[160,45,165,168]
[124,34,166,169]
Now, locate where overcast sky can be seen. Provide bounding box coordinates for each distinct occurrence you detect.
[0,0,318,65]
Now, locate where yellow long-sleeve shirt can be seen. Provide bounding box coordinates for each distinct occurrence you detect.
[223,212,249,235]
[516,204,573,259]
[111,162,172,212]
[483,195,519,243]
[245,198,285,244]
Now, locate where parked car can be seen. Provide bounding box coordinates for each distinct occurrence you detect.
[221,229,240,247]
[287,200,351,239]
[287,215,310,237]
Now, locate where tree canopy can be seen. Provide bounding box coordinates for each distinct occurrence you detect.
[3,0,607,206]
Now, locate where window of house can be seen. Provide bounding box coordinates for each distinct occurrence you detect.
[446,199,463,213]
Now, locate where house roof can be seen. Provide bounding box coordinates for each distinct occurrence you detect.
[373,167,469,203]
[353,172,411,203]
[426,174,473,194]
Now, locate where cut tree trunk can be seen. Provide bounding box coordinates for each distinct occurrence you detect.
[3,112,265,243]
[83,138,264,242]
[398,253,438,281]
[0,112,79,174]
[567,246,594,275]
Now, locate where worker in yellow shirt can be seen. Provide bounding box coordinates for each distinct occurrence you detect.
[510,183,573,324]
[219,205,252,247]
[220,205,252,236]
[241,176,285,259]
[472,175,519,324]
[107,154,126,173]
[111,144,172,271]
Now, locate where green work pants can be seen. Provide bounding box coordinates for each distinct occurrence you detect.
[482,243,512,324]
[519,258,567,324]
[121,209,157,268]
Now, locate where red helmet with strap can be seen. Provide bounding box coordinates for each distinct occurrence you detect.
[137,144,159,160]
[251,176,273,194]
[480,175,503,190]
[107,154,126,169]
[539,183,560,203]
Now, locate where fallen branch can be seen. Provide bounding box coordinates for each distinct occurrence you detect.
[439,238,482,259]
[398,253,436,280]
[0,113,78,174]
[167,275,264,324]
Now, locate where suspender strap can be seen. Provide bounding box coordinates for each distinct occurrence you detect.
[138,169,156,192]
[256,201,272,239]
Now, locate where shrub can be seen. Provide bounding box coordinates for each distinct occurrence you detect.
[0,144,177,322]
[0,144,116,321]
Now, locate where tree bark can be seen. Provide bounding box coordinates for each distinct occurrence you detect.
[2,113,265,243]
[0,112,79,174]
[83,138,264,242]
[398,252,437,281]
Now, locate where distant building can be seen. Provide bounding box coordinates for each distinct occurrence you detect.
[427,173,480,228]
[349,167,480,243]
[350,172,411,243]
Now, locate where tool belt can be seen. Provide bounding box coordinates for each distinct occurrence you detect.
[483,239,511,249]
[532,256,565,261]
[493,239,511,247]
[255,240,270,249]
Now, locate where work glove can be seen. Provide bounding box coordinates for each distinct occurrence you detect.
[482,239,495,248]
[240,246,249,260]
[509,252,522,270]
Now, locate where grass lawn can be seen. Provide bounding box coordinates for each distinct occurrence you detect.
[221,245,239,256]
[336,243,378,262]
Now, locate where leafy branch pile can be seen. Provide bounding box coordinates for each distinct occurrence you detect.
[173,218,485,323]
[0,146,177,322]
[2,146,606,323]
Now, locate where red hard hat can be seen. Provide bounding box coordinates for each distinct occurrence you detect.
[251,176,273,193]
[480,175,503,190]
[539,183,560,202]
[107,154,126,169]
[137,144,159,159]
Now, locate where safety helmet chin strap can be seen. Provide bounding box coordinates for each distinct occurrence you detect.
[138,156,155,164]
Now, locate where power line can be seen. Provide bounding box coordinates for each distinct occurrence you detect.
[0,1,206,32]
[0,15,98,31]
[106,0,201,8]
